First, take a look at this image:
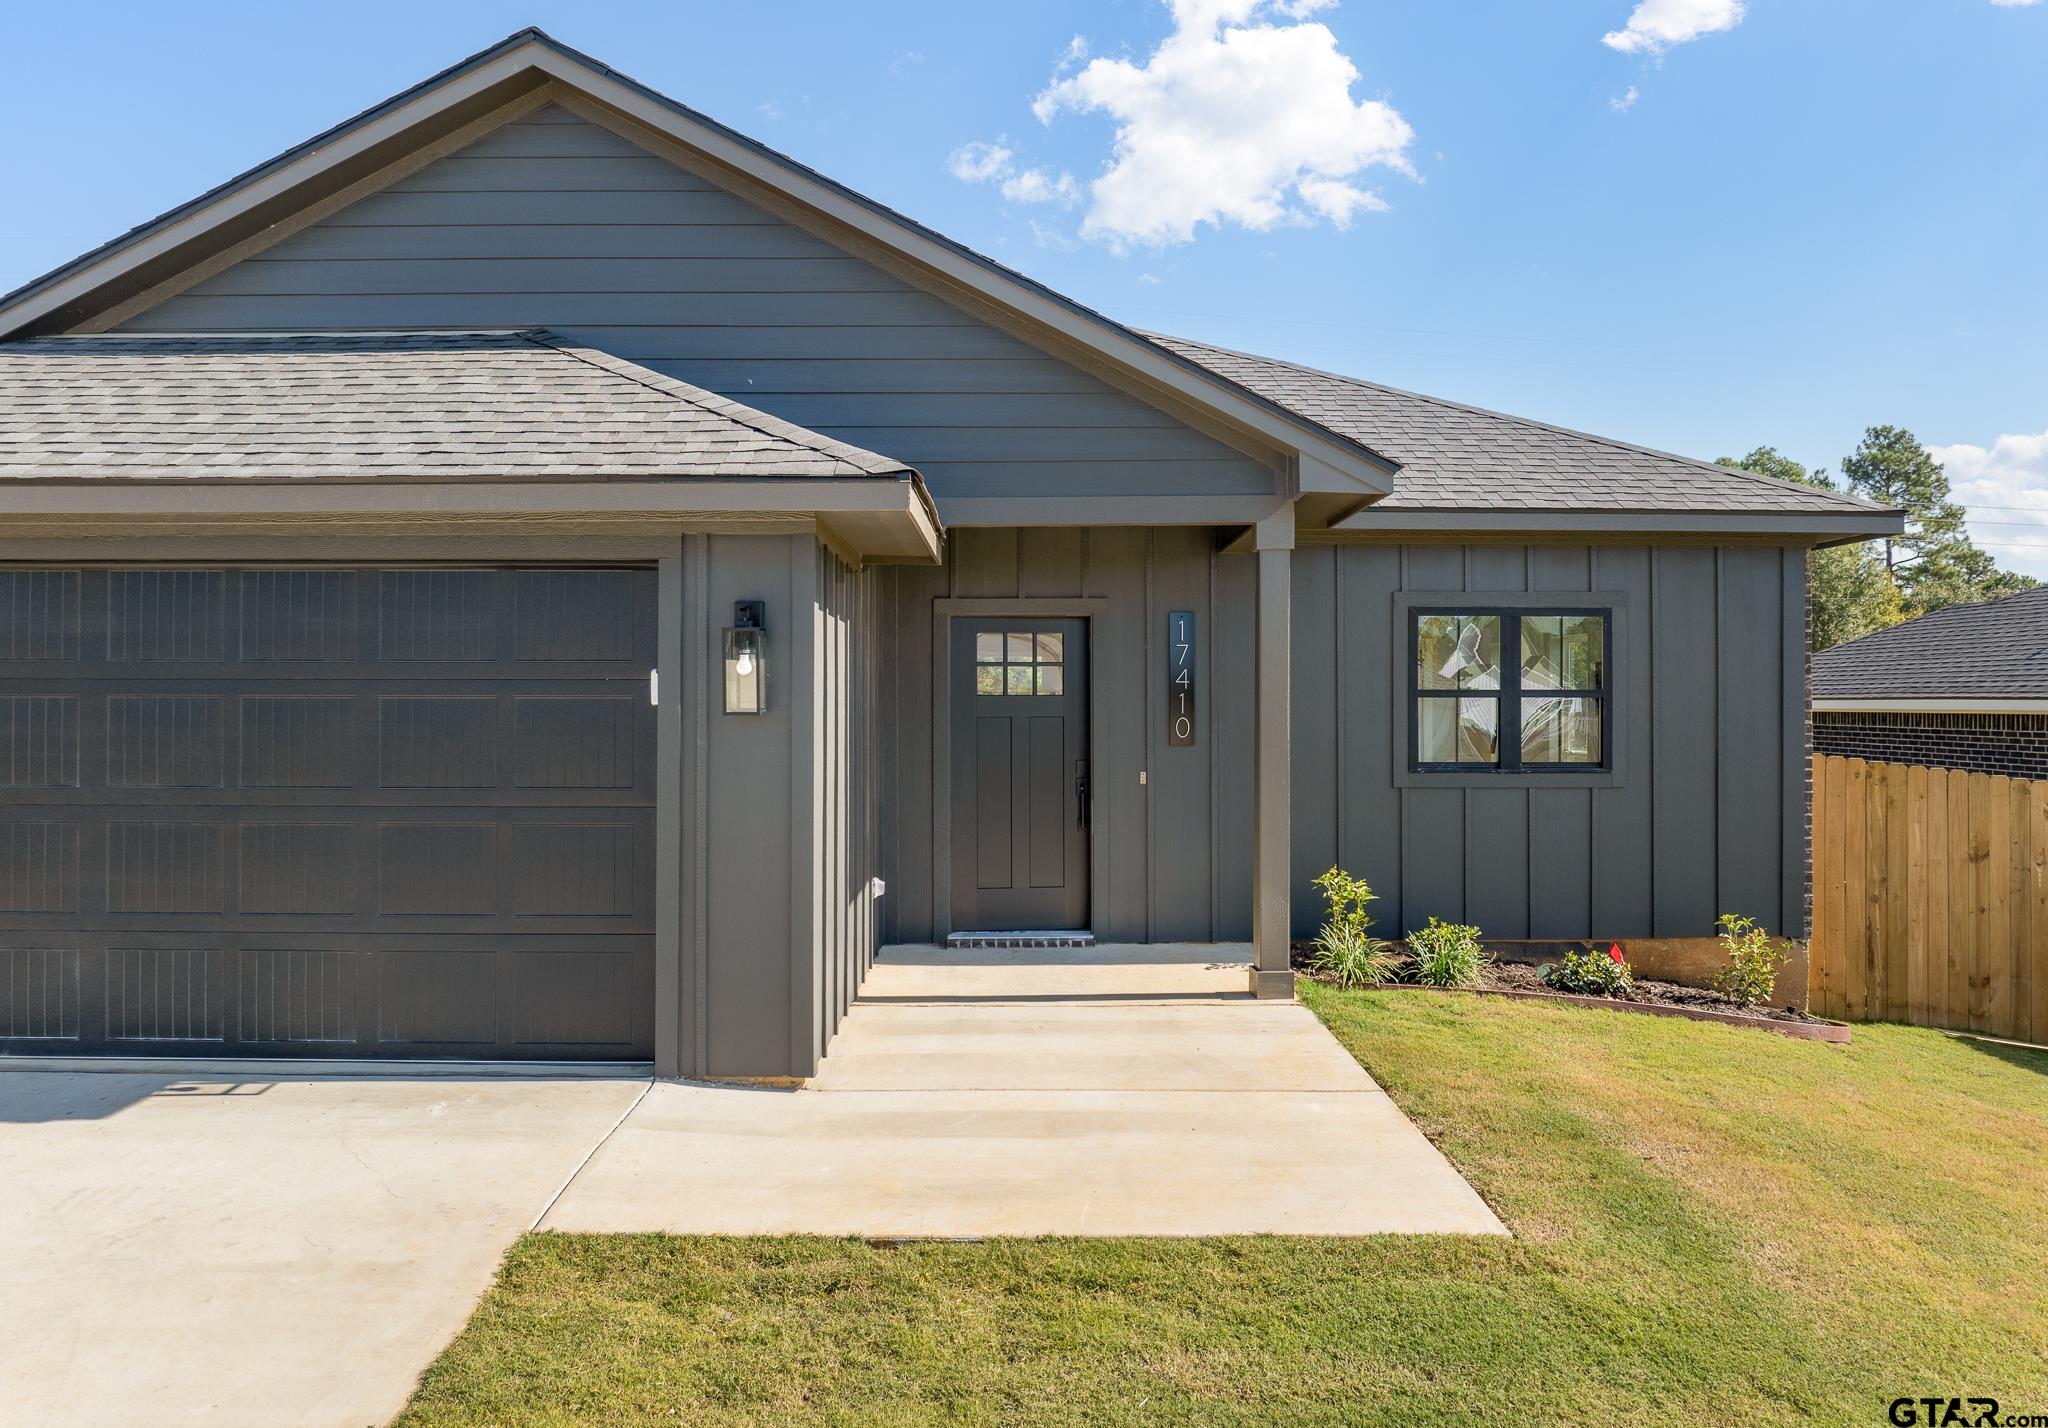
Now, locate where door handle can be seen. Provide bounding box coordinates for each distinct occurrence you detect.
[1075,762,1090,831]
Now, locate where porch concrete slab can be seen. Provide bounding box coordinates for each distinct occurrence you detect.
[808,1001,1370,1092]
[0,1069,645,1428]
[861,942,1252,1001]
[543,1080,1501,1238]
[546,989,1504,1239]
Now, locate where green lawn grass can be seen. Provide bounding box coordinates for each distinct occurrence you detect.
[397,991,2048,1427]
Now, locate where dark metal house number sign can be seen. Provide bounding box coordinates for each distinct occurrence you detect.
[1168,611,1196,747]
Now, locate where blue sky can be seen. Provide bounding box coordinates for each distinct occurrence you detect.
[5,1,2046,567]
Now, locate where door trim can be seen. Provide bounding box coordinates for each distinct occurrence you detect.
[931,598,1110,941]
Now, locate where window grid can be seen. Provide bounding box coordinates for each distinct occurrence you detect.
[1411,610,1609,772]
[975,630,1065,697]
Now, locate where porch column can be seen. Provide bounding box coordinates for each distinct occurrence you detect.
[1251,507,1295,998]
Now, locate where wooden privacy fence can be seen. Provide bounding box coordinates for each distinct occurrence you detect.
[1810,754,2048,1040]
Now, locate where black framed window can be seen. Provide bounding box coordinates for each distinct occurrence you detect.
[1412,610,1609,771]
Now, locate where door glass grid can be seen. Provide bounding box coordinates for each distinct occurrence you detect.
[976,630,1065,696]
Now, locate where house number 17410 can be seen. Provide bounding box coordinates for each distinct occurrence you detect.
[1168,611,1196,747]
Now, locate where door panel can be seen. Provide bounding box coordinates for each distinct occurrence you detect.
[0,565,657,1061]
[951,618,1089,930]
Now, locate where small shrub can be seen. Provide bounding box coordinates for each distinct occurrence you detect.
[1714,913,1791,1008]
[1310,866,1398,987]
[1311,924,1403,988]
[1406,918,1488,988]
[1543,943,1635,997]
[1312,867,1379,941]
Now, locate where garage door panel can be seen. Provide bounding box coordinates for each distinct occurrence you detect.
[0,823,81,912]
[240,696,356,787]
[377,948,499,1047]
[107,695,225,788]
[237,947,357,1044]
[0,696,81,788]
[0,565,658,1060]
[0,570,82,661]
[239,823,357,915]
[237,569,356,661]
[0,945,81,1040]
[512,824,644,918]
[107,570,229,663]
[379,823,498,917]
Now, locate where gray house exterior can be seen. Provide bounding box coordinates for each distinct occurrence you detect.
[0,31,1897,1077]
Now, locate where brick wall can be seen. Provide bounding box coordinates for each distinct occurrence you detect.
[1812,709,2048,779]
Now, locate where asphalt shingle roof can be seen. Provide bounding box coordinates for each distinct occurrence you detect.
[1151,334,1889,518]
[1812,587,2048,700]
[0,330,915,481]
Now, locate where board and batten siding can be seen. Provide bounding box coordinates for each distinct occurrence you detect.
[1290,542,1810,943]
[117,105,1276,507]
[805,544,880,1069]
[879,526,1258,945]
[883,535,1809,949]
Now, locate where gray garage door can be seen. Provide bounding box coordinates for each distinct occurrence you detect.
[0,565,657,1060]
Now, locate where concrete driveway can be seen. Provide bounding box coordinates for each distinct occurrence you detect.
[545,946,1505,1239]
[0,1066,645,1428]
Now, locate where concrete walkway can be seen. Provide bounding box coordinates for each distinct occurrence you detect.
[0,1066,645,1428]
[545,945,1505,1238]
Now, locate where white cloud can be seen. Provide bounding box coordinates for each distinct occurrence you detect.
[1610,85,1640,111]
[1001,167,1081,205]
[1601,0,1746,54]
[947,140,1015,183]
[1030,0,1415,248]
[1136,272,1162,285]
[1027,219,1079,252]
[757,101,784,121]
[1931,430,2048,578]
[1991,0,2042,7]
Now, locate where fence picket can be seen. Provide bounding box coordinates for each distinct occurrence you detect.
[1808,755,2045,1042]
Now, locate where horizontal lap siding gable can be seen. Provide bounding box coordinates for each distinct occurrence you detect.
[116,107,1275,504]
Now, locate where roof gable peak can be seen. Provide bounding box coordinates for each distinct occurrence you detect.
[0,29,1395,502]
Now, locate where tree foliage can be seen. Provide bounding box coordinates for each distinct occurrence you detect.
[1718,432,2036,646]
[1716,447,1902,650]
[1838,425,2036,617]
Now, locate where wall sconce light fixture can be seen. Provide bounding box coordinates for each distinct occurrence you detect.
[723,600,767,714]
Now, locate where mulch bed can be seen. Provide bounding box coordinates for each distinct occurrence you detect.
[1292,944,1850,1042]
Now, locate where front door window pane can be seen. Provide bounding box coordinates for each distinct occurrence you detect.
[976,632,1004,663]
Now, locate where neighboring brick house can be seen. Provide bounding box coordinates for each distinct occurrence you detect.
[1812,587,2048,779]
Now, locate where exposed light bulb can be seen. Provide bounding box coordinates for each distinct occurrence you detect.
[735,650,754,677]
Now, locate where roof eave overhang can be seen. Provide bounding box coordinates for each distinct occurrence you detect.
[0,475,945,564]
[0,31,1395,501]
[1326,508,1905,543]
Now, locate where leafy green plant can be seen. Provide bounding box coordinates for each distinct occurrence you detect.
[1309,867,1398,987]
[1713,914,1791,1008]
[1405,918,1488,988]
[1312,867,1378,940]
[1311,924,1403,989]
[1542,943,1635,997]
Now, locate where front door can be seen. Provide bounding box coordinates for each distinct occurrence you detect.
[950,619,1089,931]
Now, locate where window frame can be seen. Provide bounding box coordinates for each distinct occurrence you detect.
[1393,592,1628,788]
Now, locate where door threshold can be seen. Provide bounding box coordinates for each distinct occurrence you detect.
[946,931,1096,949]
